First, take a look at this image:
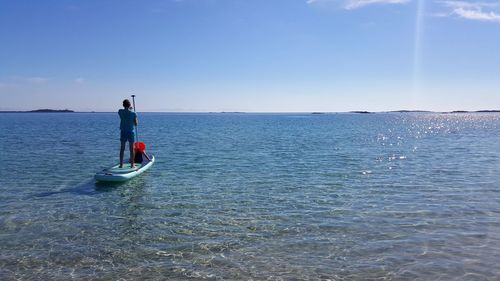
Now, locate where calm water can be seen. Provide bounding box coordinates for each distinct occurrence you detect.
[1,112,500,280]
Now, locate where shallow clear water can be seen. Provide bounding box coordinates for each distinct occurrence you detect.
[1,112,500,280]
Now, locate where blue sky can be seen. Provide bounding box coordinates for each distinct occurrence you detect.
[1,0,499,112]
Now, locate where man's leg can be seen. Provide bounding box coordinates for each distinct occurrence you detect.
[130,141,136,168]
[119,142,126,168]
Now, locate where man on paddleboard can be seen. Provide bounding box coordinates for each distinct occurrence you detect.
[119,99,138,168]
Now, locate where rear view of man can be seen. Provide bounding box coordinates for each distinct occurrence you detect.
[118,99,137,168]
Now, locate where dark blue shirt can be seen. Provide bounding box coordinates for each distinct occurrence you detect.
[118,109,137,132]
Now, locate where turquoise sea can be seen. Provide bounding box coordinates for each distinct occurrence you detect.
[1,112,500,280]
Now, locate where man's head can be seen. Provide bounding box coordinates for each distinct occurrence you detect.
[123,99,131,109]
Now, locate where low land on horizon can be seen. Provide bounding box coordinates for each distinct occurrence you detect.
[0,109,75,113]
[1,109,500,114]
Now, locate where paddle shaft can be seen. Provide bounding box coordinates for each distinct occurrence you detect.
[131,94,139,142]
[131,94,150,161]
[132,95,147,161]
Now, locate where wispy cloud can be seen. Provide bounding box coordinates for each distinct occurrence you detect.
[74,78,85,84]
[439,1,500,22]
[345,0,411,10]
[9,76,50,84]
[307,0,411,9]
[27,77,50,83]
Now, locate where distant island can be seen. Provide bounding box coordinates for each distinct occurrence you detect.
[350,111,373,114]
[476,110,500,113]
[0,109,75,113]
[30,109,74,113]
[443,110,500,114]
[388,110,500,114]
[388,110,432,113]
[321,110,500,114]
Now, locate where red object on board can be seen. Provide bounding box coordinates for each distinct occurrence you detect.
[134,142,146,153]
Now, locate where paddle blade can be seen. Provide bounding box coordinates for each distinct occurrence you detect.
[134,142,146,153]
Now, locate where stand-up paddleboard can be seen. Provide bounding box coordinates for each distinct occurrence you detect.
[95,153,155,182]
[95,94,155,182]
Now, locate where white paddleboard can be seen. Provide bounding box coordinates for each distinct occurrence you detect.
[95,154,155,182]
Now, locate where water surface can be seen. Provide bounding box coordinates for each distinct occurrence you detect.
[1,112,499,280]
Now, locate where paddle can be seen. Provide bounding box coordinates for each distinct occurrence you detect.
[131,95,150,162]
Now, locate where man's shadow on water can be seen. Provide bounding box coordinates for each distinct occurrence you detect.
[31,177,151,239]
[32,179,134,198]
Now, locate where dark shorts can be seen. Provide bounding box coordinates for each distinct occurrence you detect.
[120,131,135,143]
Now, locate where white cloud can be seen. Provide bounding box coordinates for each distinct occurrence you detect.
[9,76,50,84]
[74,78,85,84]
[307,0,411,9]
[345,0,411,10]
[27,77,50,83]
[439,1,500,22]
[455,7,500,21]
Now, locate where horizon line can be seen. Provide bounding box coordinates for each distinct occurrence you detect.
[1,109,500,114]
